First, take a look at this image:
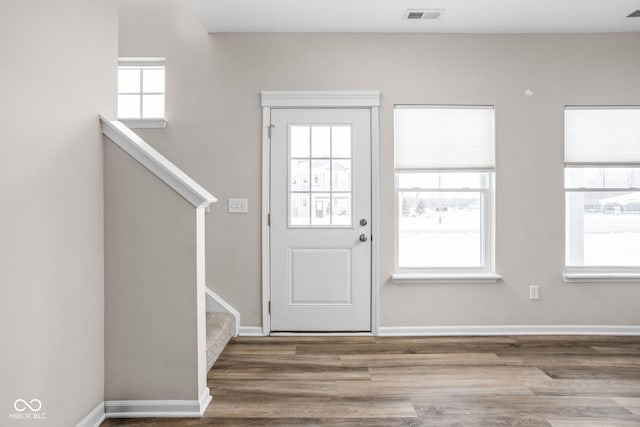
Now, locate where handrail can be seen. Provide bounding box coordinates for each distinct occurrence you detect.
[100,115,216,208]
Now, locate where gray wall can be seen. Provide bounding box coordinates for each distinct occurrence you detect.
[0,0,116,425]
[119,0,640,328]
[104,141,203,400]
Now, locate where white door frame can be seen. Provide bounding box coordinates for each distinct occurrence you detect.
[261,91,381,336]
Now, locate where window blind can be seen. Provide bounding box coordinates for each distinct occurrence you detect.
[565,107,640,165]
[394,106,495,171]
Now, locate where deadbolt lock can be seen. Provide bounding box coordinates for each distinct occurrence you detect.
[359,218,367,226]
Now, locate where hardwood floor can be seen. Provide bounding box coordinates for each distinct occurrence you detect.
[101,335,640,426]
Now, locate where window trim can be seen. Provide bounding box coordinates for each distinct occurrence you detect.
[392,272,502,284]
[118,118,167,129]
[563,268,640,283]
[118,57,167,129]
[393,171,497,283]
[564,106,640,281]
[392,105,497,283]
[565,181,640,277]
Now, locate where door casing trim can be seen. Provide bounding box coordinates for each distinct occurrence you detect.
[261,91,381,336]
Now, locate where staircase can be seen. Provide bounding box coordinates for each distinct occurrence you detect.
[101,116,238,418]
[205,287,239,370]
[206,312,235,371]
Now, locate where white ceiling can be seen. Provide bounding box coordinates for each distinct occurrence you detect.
[187,0,640,33]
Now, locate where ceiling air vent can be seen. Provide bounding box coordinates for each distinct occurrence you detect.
[627,9,640,17]
[404,9,444,21]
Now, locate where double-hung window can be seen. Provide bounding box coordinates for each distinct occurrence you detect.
[117,58,166,128]
[393,106,498,283]
[564,107,640,281]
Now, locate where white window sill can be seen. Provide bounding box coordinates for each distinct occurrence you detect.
[118,118,167,129]
[563,272,640,283]
[392,272,502,284]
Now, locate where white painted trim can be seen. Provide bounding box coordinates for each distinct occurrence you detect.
[271,332,373,337]
[100,116,216,208]
[261,91,380,108]
[119,57,166,66]
[105,388,211,418]
[563,272,640,283]
[205,287,240,336]
[119,118,167,129]
[196,208,208,394]
[260,92,381,336]
[239,326,265,336]
[74,402,105,427]
[261,106,272,337]
[198,387,213,415]
[392,272,502,284]
[370,106,380,336]
[378,325,640,336]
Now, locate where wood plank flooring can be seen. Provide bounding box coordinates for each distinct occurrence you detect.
[101,335,640,426]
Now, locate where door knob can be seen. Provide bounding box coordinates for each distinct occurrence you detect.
[359,234,368,242]
[360,219,367,226]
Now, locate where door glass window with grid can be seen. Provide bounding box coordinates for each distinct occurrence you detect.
[394,106,495,273]
[289,125,352,227]
[117,60,165,120]
[565,107,640,270]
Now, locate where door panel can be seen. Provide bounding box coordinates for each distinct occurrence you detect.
[289,248,352,304]
[270,108,371,331]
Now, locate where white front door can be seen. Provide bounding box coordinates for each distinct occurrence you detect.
[270,108,372,332]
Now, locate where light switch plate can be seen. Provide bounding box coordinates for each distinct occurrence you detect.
[228,198,248,214]
[529,285,539,300]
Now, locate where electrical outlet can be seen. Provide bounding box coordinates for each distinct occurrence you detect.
[529,285,540,300]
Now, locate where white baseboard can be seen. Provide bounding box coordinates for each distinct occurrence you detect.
[74,388,211,424]
[238,325,640,337]
[104,387,212,418]
[198,387,213,415]
[271,332,373,336]
[239,326,264,336]
[377,325,640,336]
[75,401,105,427]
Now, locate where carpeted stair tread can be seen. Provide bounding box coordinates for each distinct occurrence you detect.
[206,312,234,371]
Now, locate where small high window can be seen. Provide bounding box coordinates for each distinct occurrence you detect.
[117,58,166,128]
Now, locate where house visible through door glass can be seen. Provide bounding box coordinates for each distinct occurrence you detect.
[289,125,353,227]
